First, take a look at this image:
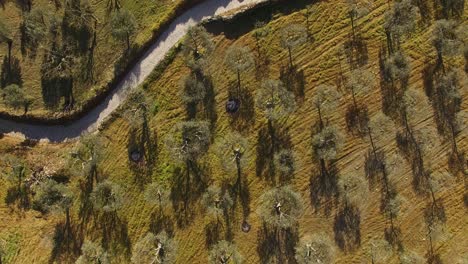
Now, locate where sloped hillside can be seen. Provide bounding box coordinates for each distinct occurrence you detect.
[0,0,467,263]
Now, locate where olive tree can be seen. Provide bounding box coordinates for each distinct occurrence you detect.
[213,132,249,184]
[165,121,210,172]
[345,68,374,110]
[180,73,206,105]
[256,79,296,122]
[433,69,466,156]
[69,134,104,182]
[2,84,28,112]
[431,20,466,69]
[1,154,28,207]
[90,180,124,213]
[400,251,425,264]
[346,0,371,40]
[312,125,343,163]
[182,25,214,70]
[295,233,335,264]
[208,240,242,264]
[253,21,269,54]
[111,9,137,51]
[383,51,410,87]
[33,179,74,239]
[122,89,151,130]
[338,173,368,209]
[201,185,233,225]
[280,24,307,68]
[131,231,177,264]
[383,0,418,54]
[366,238,392,264]
[225,45,254,97]
[20,8,48,56]
[257,186,303,229]
[256,79,296,151]
[273,149,297,180]
[312,84,340,130]
[76,240,109,264]
[144,182,170,211]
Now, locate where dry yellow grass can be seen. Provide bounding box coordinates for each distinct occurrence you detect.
[0,0,467,263]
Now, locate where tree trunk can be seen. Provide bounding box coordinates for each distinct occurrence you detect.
[7,40,12,77]
[65,208,71,241]
[268,119,275,154]
[237,70,241,98]
[351,87,358,110]
[317,105,324,130]
[126,32,130,52]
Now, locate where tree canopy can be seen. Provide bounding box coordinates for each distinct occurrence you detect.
[255,79,296,121]
[32,179,74,214]
[131,231,177,264]
[208,240,242,264]
[257,186,303,228]
[111,9,137,50]
[76,240,109,264]
[295,233,335,264]
[90,180,124,213]
[165,121,211,164]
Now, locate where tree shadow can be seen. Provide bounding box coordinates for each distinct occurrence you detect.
[255,52,271,81]
[415,0,432,24]
[309,162,339,216]
[255,125,275,181]
[280,65,306,102]
[170,164,207,228]
[4,186,30,209]
[0,56,23,87]
[149,211,174,237]
[257,224,298,264]
[364,149,385,189]
[205,221,221,248]
[334,204,361,252]
[345,104,369,137]
[127,123,158,188]
[100,212,131,257]
[448,151,467,177]
[229,82,255,131]
[49,221,82,264]
[202,74,217,131]
[343,34,369,69]
[113,44,142,77]
[396,131,429,193]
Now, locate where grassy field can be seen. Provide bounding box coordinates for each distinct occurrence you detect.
[0,0,194,118]
[0,0,467,263]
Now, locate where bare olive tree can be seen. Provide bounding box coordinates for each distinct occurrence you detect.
[182,26,214,71]
[431,20,466,69]
[202,185,233,226]
[280,24,307,68]
[257,186,303,229]
[76,240,109,264]
[225,45,254,97]
[295,233,335,264]
[208,240,242,264]
[383,0,418,54]
[213,132,249,185]
[131,231,177,264]
[90,180,124,213]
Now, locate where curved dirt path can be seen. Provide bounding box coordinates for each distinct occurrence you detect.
[0,0,264,142]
